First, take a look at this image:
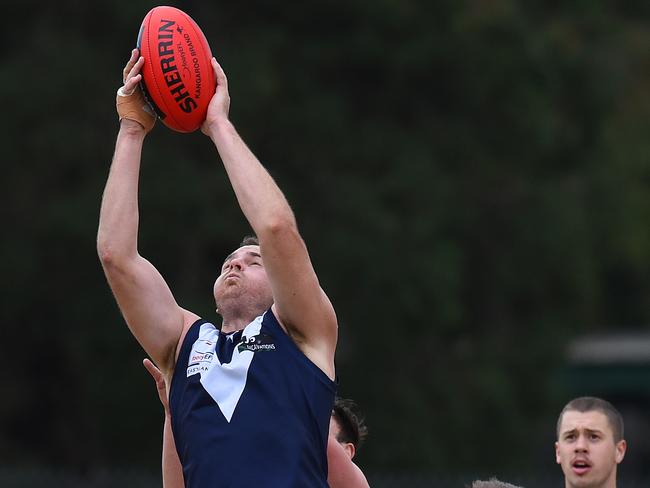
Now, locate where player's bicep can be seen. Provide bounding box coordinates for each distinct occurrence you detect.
[102,255,184,370]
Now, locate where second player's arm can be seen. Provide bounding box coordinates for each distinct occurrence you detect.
[143,359,185,488]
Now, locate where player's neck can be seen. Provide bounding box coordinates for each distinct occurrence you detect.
[220,319,249,334]
[219,308,260,334]
[218,299,269,333]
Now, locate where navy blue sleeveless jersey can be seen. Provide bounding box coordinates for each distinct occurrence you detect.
[169,309,336,488]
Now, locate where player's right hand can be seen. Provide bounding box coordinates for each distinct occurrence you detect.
[116,49,156,133]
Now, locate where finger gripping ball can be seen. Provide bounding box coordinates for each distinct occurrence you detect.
[137,6,216,133]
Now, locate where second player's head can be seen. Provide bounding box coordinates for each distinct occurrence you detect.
[330,397,368,459]
[555,396,626,488]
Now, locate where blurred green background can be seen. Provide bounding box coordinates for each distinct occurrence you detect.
[2,0,650,486]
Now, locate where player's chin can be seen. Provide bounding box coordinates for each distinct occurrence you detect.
[566,472,596,487]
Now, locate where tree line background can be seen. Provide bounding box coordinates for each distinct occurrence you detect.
[2,0,650,485]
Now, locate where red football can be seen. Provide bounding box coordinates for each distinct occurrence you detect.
[137,6,216,133]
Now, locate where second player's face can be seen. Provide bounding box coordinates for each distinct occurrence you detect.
[213,245,272,312]
[555,410,626,488]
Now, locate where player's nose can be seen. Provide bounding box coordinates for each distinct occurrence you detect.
[574,434,588,451]
[229,257,244,270]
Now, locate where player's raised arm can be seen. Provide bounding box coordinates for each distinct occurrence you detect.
[201,59,337,379]
[97,50,195,373]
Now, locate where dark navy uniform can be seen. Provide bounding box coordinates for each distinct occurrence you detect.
[169,309,336,488]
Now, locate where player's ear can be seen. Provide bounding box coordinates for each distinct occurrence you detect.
[343,442,355,459]
[615,440,627,464]
[555,441,561,464]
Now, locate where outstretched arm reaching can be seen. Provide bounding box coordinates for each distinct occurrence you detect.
[98,49,197,374]
[201,59,337,379]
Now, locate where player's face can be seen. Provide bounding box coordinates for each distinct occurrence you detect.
[555,410,626,488]
[213,245,273,312]
[329,415,355,459]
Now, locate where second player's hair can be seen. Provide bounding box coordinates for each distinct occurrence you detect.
[556,396,624,442]
[332,397,368,450]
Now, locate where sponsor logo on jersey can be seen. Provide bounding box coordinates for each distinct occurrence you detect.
[187,340,216,377]
[237,333,276,353]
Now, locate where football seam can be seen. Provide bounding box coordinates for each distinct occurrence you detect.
[149,9,187,132]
